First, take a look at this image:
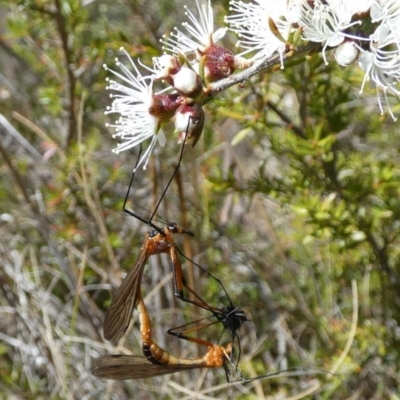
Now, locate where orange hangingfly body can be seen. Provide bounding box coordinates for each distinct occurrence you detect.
[136,290,232,368]
[93,290,232,380]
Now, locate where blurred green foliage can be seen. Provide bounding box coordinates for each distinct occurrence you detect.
[0,0,400,399]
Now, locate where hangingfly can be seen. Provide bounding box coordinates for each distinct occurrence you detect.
[95,290,232,379]
[103,223,247,343]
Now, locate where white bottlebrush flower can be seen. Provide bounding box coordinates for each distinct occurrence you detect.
[104,48,180,170]
[358,24,400,120]
[347,0,373,15]
[371,0,400,31]
[161,0,227,56]
[226,0,299,67]
[299,0,363,64]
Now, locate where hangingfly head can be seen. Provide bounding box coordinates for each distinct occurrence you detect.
[146,223,194,244]
[213,305,249,370]
[202,342,233,368]
[166,222,195,237]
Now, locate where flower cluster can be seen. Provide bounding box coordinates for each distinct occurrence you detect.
[225,0,302,68]
[104,1,400,168]
[226,0,400,119]
[104,0,252,170]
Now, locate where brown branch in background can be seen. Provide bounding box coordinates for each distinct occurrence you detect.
[54,0,77,148]
[0,37,41,85]
[0,141,31,206]
[126,2,159,45]
[266,100,307,139]
[365,231,397,286]
[150,155,159,215]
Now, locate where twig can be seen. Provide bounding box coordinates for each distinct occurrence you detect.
[0,113,42,160]
[53,0,77,147]
[208,42,322,98]
[266,100,307,139]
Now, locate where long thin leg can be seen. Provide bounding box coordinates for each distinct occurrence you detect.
[148,117,196,224]
[176,246,234,309]
[166,307,244,367]
[169,246,247,366]
[122,117,198,233]
[167,316,224,342]
[121,144,164,233]
[169,246,226,313]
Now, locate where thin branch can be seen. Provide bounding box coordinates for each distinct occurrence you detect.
[0,141,31,205]
[365,231,398,286]
[53,0,77,148]
[208,42,322,98]
[266,100,307,139]
[0,37,41,84]
[0,113,42,160]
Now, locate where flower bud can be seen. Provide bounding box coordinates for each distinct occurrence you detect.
[148,93,181,124]
[174,102,204,147]
[153,55,203,98]
[199,38,236,83]
[334,40,359,67]
[172,67,203,98]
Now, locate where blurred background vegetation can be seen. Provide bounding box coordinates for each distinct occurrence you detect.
[1,0,400,399]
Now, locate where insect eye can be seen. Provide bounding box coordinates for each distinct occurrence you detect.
[237,312,248,321]
[149,229,158,238]
[167,222,177,232]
